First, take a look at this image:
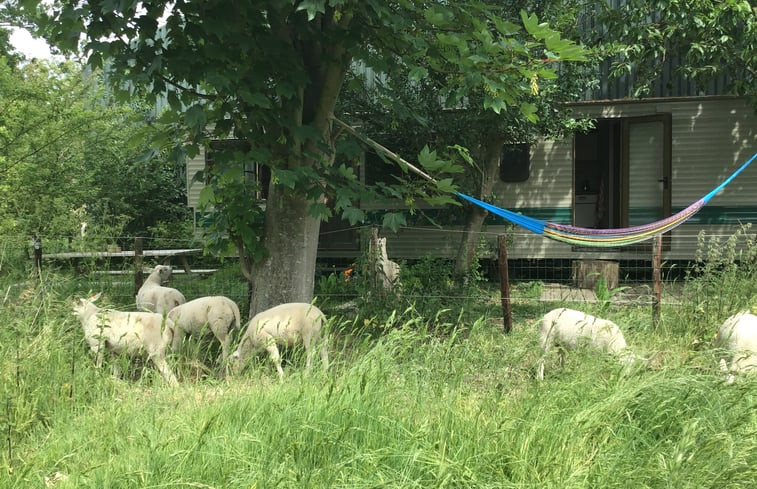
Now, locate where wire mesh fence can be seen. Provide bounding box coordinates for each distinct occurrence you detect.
[1,224,754,322]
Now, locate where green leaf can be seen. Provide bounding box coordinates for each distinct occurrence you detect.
[382,212,406,232]
[483,95,507,114]
[295,0,326,21]
[272,169,298,189]
[309,202,331,220]
[434,178,457,193]
[198,185,216,207]
[240,91,271,108]
[342,207,366,225]
[184,104,206,131]
[424,195,459,206]
[519,102,539,123]
[408,65,428,81]
[424,6,454,27]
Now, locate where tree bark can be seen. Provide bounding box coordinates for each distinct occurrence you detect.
[246,23,351,318]
[250,183,322,317]
[453,134,507,281]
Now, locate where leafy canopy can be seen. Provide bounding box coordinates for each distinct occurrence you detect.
[23,1,587,255]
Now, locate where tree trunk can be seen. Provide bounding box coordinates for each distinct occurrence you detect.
[245,28,350,318]
[249,183,322,317]
[453,135,507,281]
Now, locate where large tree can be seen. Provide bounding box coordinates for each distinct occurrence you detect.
[24,1,586,315]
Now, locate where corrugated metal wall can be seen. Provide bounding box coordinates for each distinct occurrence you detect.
[185,97,755,262]
[186,153,205,212]
[385,97,756,261]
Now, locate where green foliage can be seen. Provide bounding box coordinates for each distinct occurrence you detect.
[594,277,629,317]
[21,0,590,287]
[591,0,756,97]
[0,58,190,244]
[679,224,757,339]
[315,249,496,331]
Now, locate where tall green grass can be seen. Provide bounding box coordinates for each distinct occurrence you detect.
[1,245,756,487]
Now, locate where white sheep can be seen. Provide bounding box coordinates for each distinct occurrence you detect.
[538,307,634,380]
[136,265,186,314]
[166,295,241,362]
[72,293,178,385]
[230,302,329,379]
[715,311,757,383]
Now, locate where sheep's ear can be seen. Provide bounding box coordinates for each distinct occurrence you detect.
[88,292,102,302]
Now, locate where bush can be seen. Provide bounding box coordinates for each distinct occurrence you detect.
[680,224,757,339]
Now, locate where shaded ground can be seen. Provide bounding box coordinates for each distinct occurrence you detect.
[538,282,685,305]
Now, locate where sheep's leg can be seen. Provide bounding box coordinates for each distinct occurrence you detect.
[537,359,545,381]
[719,358,729,374]
[151,355,179,386]
[170,326,184,352]
[93,347,104,369]
[210,319,230,364]
[218,333,231,364]
[264,339,285,380]
[110,352,124,379]
[320,336,330,371]
[305,343,316,371]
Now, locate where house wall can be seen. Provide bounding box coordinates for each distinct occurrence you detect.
[384,96,756,261]
[186,152,205,213]
[185,97,756,262]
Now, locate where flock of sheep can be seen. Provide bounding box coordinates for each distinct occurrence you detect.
[72,265,756,385]
[72,265,329,385]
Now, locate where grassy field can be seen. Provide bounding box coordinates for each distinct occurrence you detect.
[1,250,755,488]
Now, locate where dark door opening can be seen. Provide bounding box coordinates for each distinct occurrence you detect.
[573,115,671,232]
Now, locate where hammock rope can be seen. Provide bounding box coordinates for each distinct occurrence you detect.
[332,117,756,247]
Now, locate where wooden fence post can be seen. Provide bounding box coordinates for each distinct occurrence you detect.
[134,237,144,297]
[498,234,513,333]
[652,234,662,328]
[32,235,42,280]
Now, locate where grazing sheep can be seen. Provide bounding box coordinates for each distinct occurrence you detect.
[72,293,178,385]
[538,307,634,380]
[715,311,757,383]
[167,295,241,362]
[136,265,186,314]
[230,302,329,379]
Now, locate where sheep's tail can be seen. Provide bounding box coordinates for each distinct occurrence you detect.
[231,300,242,333]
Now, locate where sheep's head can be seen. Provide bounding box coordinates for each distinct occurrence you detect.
[72,292,102,317]
[152,265,173,283]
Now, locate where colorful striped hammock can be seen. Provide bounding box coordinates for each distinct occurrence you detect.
[333,118,756,248]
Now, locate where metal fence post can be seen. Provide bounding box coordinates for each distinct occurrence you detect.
[498,234,513,333]
[652,234,662,328]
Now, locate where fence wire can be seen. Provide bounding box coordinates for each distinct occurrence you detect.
[1,226,754,320]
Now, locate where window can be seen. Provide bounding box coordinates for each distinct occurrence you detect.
[206,139,270,199]
[500,144,530,182]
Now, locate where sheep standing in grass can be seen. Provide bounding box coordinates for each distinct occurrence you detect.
[715,311,757,383]
[136,265,186,314]
[538,307,634,380]
[230,302,329,379]
[167,296,241,362]
[72,293,178,385]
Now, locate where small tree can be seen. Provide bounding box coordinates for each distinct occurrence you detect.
[27,1,586,315]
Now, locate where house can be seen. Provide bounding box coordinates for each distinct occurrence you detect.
[379,95,756,263]
[186,43,755,272]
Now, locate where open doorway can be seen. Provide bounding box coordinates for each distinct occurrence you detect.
[573,115,671,231]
